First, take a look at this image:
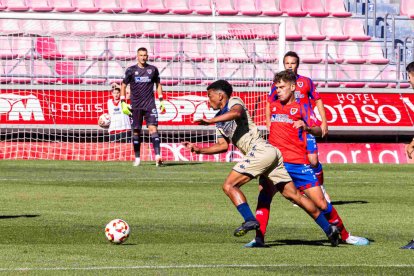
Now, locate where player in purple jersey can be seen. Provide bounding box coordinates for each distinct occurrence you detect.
[402,61,414,250]
[120,47,166,167]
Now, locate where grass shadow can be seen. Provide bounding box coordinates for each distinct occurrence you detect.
[0,214,40,219]
[266,239,329,247]
[331,200,368,205]
[160,162,204,167]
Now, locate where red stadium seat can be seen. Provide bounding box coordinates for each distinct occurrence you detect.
[280,0,307,17]
[338,42,366,64]
[36,37,64,59]
[215,24,231,39]
[298,18,326,41]
[400,0,414,18]
[119,0,147,13]
[337,65,365,88]
[184,23,211,39]
[58,38,87,60]
[139,22,165,38]
[228,24,257,40]
[7,0,29,11]
[343,19,371,41]
[233,0,261,16]
[360,65,388,88]
[312,64,340,87]
[293,42,322,64]
[285,18,302,41]
[215,0,238,15]
[0,62,11,83]
[362,42,388,65]
[99,0,122,13]
[55,61,82,84]
[254,24,278,40]
[188,0,211,15]
[33,59,57,84]
[0,0,6,10]
[160,23,187,39]
[78,60,106,84]
[325,0,352,17]
[321,18,349,41]
[0,37,17,59]
[256,0,282,16]
[54,0,76,12]
[30,0,54,12]
[164,0,192,14]
[76,0,100,12]
[315,42,344,64]
[142,0,169,14]
[302,0,329,17]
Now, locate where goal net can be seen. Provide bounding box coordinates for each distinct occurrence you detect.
[0,13,286,162]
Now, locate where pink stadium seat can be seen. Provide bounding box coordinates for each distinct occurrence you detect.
[76,0,100,12]
[105,61,125,83]
[91,21,118,37]
[215,24,231,39]
[164,0,192,14]
[44,20,70,36]
[321,18,349,41]
[10,37,36,59]
[312,64,340,87]
[84,39,110,60]
[139,22,165,38]
[253,63,274,87]
[251,41,278,63]
[30,0,54,11]
[298,18,326,41]
[337,65,365,88]
[0,62,11,83]
[315,42,344,64]
[302,0,329,17]
[0,19,22,35]
[55,61,82,84]
[215,0,238,15]
[58,38,87,60]
[254,24,278,40]
[0,0,6,10]
[325,0,352,17]
[142,0,169,14]
[154,40,178,61]
[185,23,211,39]
[181,62,203,85]
[233,0,261,16]
[32,60,57,84]
[78,60,105,84]
[228,24,257,40]
[109,40,133,60]
[119,0,147,13]
[7,0,29,11]
[0,37,17,59]
[188,0,211,15]
[99,0,122,12]
[256,0,282,16]
[67,21,95,36]
[129,39,154,60]
[362,42,388,65]
[153,61,179,86]
[113,22,142,37]
[293,42,322,64]
[224,41,252,62]
[21,19,46,36]
[4,60,31,83]
[54,0,76,12]
[180,41,205,62]
[343,19,371,41]
[220,63,249,86]
[360,65,388,88]
[201,41,228,62]
[298,64,312,79]
[338,42,366,64]
[285,18,302,41]
[160,23,187,39]
[382,66,411,88]
[400,0,414,18]
[280,0,307,17]
[36,37,64,59]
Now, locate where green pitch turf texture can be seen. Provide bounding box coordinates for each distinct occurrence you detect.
[0,160,413,275]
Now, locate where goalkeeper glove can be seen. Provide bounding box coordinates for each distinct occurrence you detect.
[159,99,166,113]
[121,101,132,116]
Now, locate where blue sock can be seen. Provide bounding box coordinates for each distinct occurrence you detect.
[321,202,333,216]
[236,202,256,222]
[315,213,331,235]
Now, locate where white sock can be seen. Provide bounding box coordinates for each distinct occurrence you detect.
[155,154,160,160]
[135,157,140,162]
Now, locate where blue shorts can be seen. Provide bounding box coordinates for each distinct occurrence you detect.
[131,107,158,130]
[284,162,320,192]
[306,133,318,154]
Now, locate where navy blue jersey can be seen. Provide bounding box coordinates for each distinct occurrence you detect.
[123,64,160,110]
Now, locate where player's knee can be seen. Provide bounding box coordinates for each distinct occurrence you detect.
[315,199,328,210]
[222,182,236,195]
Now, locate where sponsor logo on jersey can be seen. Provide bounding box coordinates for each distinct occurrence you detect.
[134,76,151,83]
[271,114,293,123]
[290,108,298,115]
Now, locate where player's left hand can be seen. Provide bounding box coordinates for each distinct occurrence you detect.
[293,120,306,130]
[181,141,200,153]
[159,100,166,113]
[321,121,328,138]
[194,118,212,125]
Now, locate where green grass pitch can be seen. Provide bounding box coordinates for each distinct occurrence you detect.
[0,160,413,275]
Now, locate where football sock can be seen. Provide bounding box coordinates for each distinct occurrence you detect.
[255,192,273,242]
[236,202,256,222]
[313,162,324,185]
[315,213,332,236]
[151,133,161,156]
[132,134,140,158]
[322,203,349,240]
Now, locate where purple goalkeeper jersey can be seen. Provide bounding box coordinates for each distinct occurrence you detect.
[122,63,160,110]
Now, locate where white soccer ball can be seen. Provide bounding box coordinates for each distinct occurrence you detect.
[105,219,130,244]
[98,113,111,129]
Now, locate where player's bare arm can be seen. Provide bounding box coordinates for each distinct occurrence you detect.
[120,82,127,99]
[293,120,322,137]
[182,137,229,154]
[315,98,328,137]
[265,101,271,131]
[195,104,243,125]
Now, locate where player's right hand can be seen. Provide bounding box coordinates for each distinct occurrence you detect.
[121,101,132,116]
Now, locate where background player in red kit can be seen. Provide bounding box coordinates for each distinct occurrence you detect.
[246,70,369,247]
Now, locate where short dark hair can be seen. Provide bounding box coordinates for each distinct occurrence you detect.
[273,70,297,85]
[207,80,233,97]
[283,51,300,67]
[137,47,148,53]
[406,61,414,73]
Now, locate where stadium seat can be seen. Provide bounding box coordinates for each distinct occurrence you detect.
[36,37,64,59]
[142,0,169,14]
[220,63,249,86]
[201,41,228,62]
[256,0,282,16]
[180,62,203,85]
[99,0,122,13]
[362,42,389,65]
[6,0,29,11]
[84,39,111,60]
[315,42,344,64]
[58,38,87,60]
[0,62,11,83]
[4,60,31,83]
[113,22,142,37]
[32,59,57,84]
[252,63,274,87]
[293,42,322,64]
[76,0,100,12]
[67,21,95,36]
[20,19,46,36]
[224,41,252,62]
[160,23,187,39]
[382,66,411,88]
[215,0,238,15]
[325,0,352,17]
[129,39,154,60]
[105,61,125,83]
[343,19,371,41]
[302,0,329,17]
[188,0,212,15]
[228,24,257,40]
[400,0,414,18]
[298,18,326,41]
[337,65,365,88]
[164,0,192,14]
[119,0,147,13]
[215,24,231,39]
[285,18,302,41]
[0,19,22,35]
[233,0,261,16]
[279,0,307,16]
[78,60,105,84]
[180,40,205,62]
[30,0,54,12]
[108,39,133,60]
[298,64,313,79]
[338,42,366,64]
[321,18,349,41]
[0,0,6,10]
[360,65,388,88]
[312,64,340,87]
[10,36,37,59]
[91,21,118,37]
[54,0,76,12]
[55,61,82,84]
[139,22,165,38]
[154,39,178,61]
[251,41,278,63]
[152,61,180,86]
[0,37,17,59]
[185,23,211,39]
[44,20,70,36]
[254,24,278,40]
